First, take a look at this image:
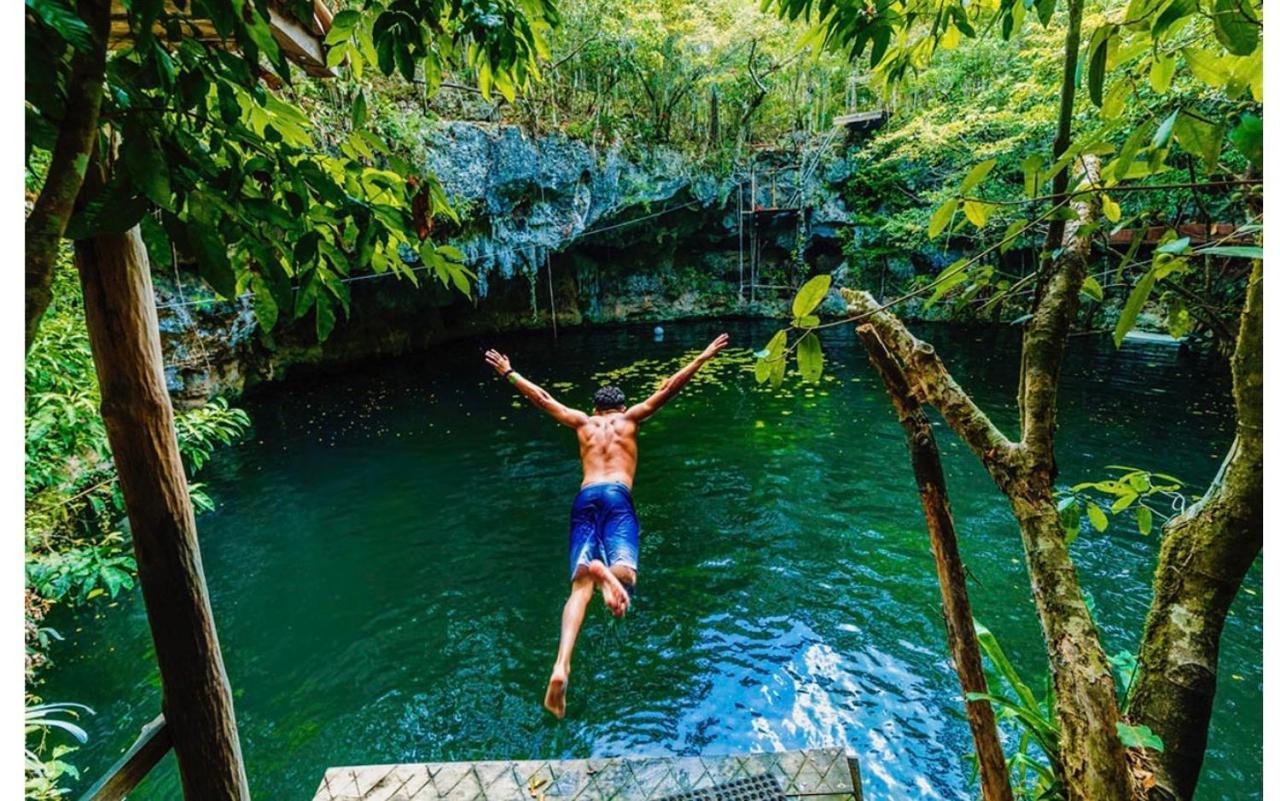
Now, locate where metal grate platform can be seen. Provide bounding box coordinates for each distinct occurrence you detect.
[311,747,862,801]
[654,773,785,801]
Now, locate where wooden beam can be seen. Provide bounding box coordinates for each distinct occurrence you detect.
[856,324,1014,801]
[75,146,250,799]
[268,0,334,77]
[78,715,171,801]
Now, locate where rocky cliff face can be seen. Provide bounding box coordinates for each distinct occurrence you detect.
[158,122,854,403]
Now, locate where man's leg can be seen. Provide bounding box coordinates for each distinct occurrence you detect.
[587,560,630,616]
[545,572,594,719]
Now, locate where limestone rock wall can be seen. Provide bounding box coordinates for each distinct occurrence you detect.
[158,122,854,402]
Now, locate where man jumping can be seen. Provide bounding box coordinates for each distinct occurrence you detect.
[484,334,730,718]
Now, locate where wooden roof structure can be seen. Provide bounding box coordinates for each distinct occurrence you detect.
[108,0,336,77]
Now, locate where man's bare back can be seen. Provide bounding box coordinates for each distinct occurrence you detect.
[484,333,729,718]
[576,413,638,488]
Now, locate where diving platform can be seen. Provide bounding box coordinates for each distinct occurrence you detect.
[311,747,863,801]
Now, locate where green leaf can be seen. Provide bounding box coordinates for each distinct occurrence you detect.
[1228,114,1262,167]
[314,291,336,341]
[963,200,993,228]
[1113,119,1156,180]
[1111,492,1138,512]
[1022,154,1044,198]
[1101,194,1121,223]
[1157,236,1192,254]
[928,198,959,239]
[1196,245,1263,259]
[1117,722,1165,751]
[1150,53,1176,93]
[796,334,823,383]
[1059,498,1082,544]
[1000,220,1028,254]
[1136,506,1154,535]
[1213,0,1259,55]
[792,274,832,317]
[188,223,236,298]
[123,132,173,210]
[1080,275,1104,302]
[925,260,969,309]
[1086,501,1109,533]
[1087,24,1115,107]
[1165,296,1193,338]
[352,90,368,129]
[251,275,278,331]
[1113,268,1157,347]
[1182,47,1226,87]
[755,330,786,385]
[794,314,820,328]
[26,0,94,51]
[958,159,996,194]
[1153,111,1178,147]
[1173,114,1224,172]
[1153,0,1195,38]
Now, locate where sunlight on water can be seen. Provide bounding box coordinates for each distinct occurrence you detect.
[36,320,1260,800]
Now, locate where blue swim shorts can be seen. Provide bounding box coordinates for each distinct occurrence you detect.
[568,482,640,582]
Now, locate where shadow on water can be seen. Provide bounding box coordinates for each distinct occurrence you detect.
[36,319,1260,800]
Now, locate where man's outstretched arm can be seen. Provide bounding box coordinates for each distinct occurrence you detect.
[485,349,589,428]
[626,334,729,423]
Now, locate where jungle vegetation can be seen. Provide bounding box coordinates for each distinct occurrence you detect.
[24,0,1260,795]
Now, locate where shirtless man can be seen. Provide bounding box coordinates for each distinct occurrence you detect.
[484,334,730,718]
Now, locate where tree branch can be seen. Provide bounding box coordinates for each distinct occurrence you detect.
[841,288,1020,485]
[1020,156,1100,462]
[25,0,112,351]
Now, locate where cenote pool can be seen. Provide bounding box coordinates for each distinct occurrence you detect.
[38,319,1261,800]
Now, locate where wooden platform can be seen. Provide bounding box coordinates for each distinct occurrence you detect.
[312,748,863,801]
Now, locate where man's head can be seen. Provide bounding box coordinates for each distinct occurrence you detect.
[593,385,627,413]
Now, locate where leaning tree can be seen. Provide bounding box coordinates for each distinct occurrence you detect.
[25,0,557,794]
[759,0,1261,797]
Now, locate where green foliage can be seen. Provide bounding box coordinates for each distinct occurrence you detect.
[1057,466,1184,542]
[775,0,1259,337]
[969,621,1164,800]
[25,702,93,800]
[27,0,556,344]
[756,273,831,388]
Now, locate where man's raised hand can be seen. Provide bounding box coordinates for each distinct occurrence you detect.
[485,349,512,377]
[699,333,730,362]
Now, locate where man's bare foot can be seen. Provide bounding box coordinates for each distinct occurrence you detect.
[544,666,568,719]
[587,561,629,616]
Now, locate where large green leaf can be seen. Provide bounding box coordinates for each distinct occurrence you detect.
[1173,113,1224,172]
[1213,0,1259,55]
[755,329,787,385]
[188,223,236,298]
[1113,268,1157,348]
[1196,245,1263,259]
[1087,24,1116,107]
[928,198,959,239]
[796,334,823,383]
[958,159,996,194]
[1228,114,1262,166]
[792,274,832,317]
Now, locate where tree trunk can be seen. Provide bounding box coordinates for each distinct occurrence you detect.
[844,288,1134,801]
[25,0,111,351]
[856,325,1014,801]
[1129,261,1262,801]
[75,210,250,798]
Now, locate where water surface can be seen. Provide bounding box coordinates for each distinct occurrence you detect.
[39,320,1261,799]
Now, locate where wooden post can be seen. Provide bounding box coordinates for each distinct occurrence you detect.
[855,324,1014,801]
[75,218,250,799]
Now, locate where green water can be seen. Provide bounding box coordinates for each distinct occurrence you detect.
[37,320,1261,800]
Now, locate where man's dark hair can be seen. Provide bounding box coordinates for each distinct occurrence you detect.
[593,385,627,411]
